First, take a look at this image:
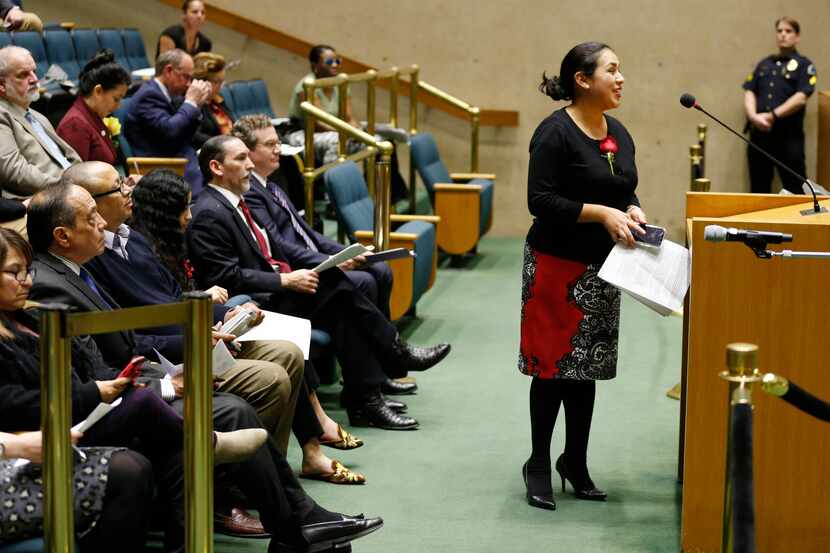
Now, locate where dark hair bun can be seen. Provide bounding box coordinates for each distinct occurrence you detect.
[539,72,570,101]
[82,49,116,74]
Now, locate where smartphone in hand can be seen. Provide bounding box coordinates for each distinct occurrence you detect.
[634,224,666,247]
[117,355,146,381]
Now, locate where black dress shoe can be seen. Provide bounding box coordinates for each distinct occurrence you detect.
[381,378,418,395]
[301,516,383,552]
[383,395,407,413]
[392,335,451,372]
[522,461,556,511]
[347,393,418,430]
[555,454,607,501]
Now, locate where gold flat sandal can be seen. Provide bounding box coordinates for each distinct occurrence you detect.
[319,424,364,450]
[299,459,366,485]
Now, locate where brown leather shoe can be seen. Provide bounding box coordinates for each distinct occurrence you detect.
[214,506,270,538]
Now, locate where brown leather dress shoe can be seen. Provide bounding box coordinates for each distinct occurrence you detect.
[214,506,271,538]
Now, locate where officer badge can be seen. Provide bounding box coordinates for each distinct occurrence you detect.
[810,75,817,86]
[786,59,798,72]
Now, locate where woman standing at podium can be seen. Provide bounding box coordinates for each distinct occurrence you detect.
[519,41,646,511]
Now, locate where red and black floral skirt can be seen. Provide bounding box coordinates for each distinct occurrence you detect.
[518,242,620,380]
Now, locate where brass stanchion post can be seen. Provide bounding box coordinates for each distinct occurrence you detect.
[691,178,711,192]
[182,292,214,553]
[303,78,316,226]
[389,67,399,129]
[690,144,703,187]
[366,70,377,198]
[470,106,480,173]
[698,123,707,176]
[337,74,349,162]
[373,142,393,251]
[40,305,73,553]
[408,67,419,214]
[719,343,762,553]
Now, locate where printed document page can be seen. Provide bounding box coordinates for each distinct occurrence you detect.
[234,310,312,359]
[312,243,370,273]
[598,240,691,316]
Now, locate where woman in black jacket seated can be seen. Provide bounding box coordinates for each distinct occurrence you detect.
[0,228,266,552]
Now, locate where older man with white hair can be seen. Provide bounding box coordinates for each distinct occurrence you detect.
[0,45,80,201]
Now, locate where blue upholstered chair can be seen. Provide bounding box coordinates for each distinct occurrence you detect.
[121,28,150,71]
[219,85,237,118]
[70,28,100,66]
[0,33,12,49]
[409,132,495,255]
[10,31,48,77]
[224,80,275,118]
[96,29,129,70]
[247,80,275,118]
[325,161,438,319]
[112,96,133,158]
[43,29,81,81]
[0,538,46,553]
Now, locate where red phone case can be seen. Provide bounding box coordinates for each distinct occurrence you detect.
[117,355,146,380]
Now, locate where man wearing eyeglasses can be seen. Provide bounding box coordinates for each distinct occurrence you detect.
[0,45,81,235]
[124,48,212,196]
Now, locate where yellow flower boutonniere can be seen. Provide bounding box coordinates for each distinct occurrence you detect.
[102,116,121,137]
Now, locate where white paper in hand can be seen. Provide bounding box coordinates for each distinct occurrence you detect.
[234,310,312,359]
[598,240,691,316]
[212,340,235,376]
[154,348,183,377]
[71,397,123,433]
[312,243,370,273]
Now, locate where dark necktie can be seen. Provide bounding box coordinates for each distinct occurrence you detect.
[111,232,128,260]
[79,268,110,308]
[238,199,292,273]
[267,181,318,252]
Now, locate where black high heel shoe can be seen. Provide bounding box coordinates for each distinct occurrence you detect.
[554,454,607,501]
[522,460,556,511]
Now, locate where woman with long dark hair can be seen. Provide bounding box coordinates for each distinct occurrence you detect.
[57,49,132,173]
[520,42,647,511]
[131,170,367,484]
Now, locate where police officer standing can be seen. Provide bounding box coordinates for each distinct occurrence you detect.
[743,16,817,194]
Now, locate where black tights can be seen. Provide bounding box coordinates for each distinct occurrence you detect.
[78,450,155,553]
[528,378,596,479]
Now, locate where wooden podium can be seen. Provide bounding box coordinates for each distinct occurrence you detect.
[682,192,830,553]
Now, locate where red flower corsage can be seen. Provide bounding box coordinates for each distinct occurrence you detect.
[182,258,195,280]
[599,135,618,175]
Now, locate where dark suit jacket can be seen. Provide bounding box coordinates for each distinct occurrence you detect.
[85,228,229,334]
[28,252,184,368]
[123,79,203,195]
[244,175,342,261]
[187,185,324,304]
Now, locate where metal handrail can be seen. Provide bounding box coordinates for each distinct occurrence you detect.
[40,294,214,553]
[303,64,483,213]
[299,101,393,250]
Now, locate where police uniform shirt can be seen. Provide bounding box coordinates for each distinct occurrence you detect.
[743,50,817,129]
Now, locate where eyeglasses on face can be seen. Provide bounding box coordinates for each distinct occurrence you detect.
[2,266,35,283]
[173,67,194,82]
[323,57,342,67]
[91,176,135,199]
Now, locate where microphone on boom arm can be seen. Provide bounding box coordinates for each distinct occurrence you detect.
[679,93,827,216]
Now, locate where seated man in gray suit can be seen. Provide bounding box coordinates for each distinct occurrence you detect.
[0,45,80,196]
[0,45,81,235]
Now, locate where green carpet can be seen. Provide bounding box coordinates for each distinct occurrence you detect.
[218,236,683,552]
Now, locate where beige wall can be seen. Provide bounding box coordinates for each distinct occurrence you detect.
[29,0,830,238]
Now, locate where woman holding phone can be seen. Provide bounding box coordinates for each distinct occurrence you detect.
[519,42,647,511]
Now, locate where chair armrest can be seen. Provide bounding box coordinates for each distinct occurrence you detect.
[434,183,483,193]
[126,157,189,176]
[450,172,496,182]
[390,214,441,224]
